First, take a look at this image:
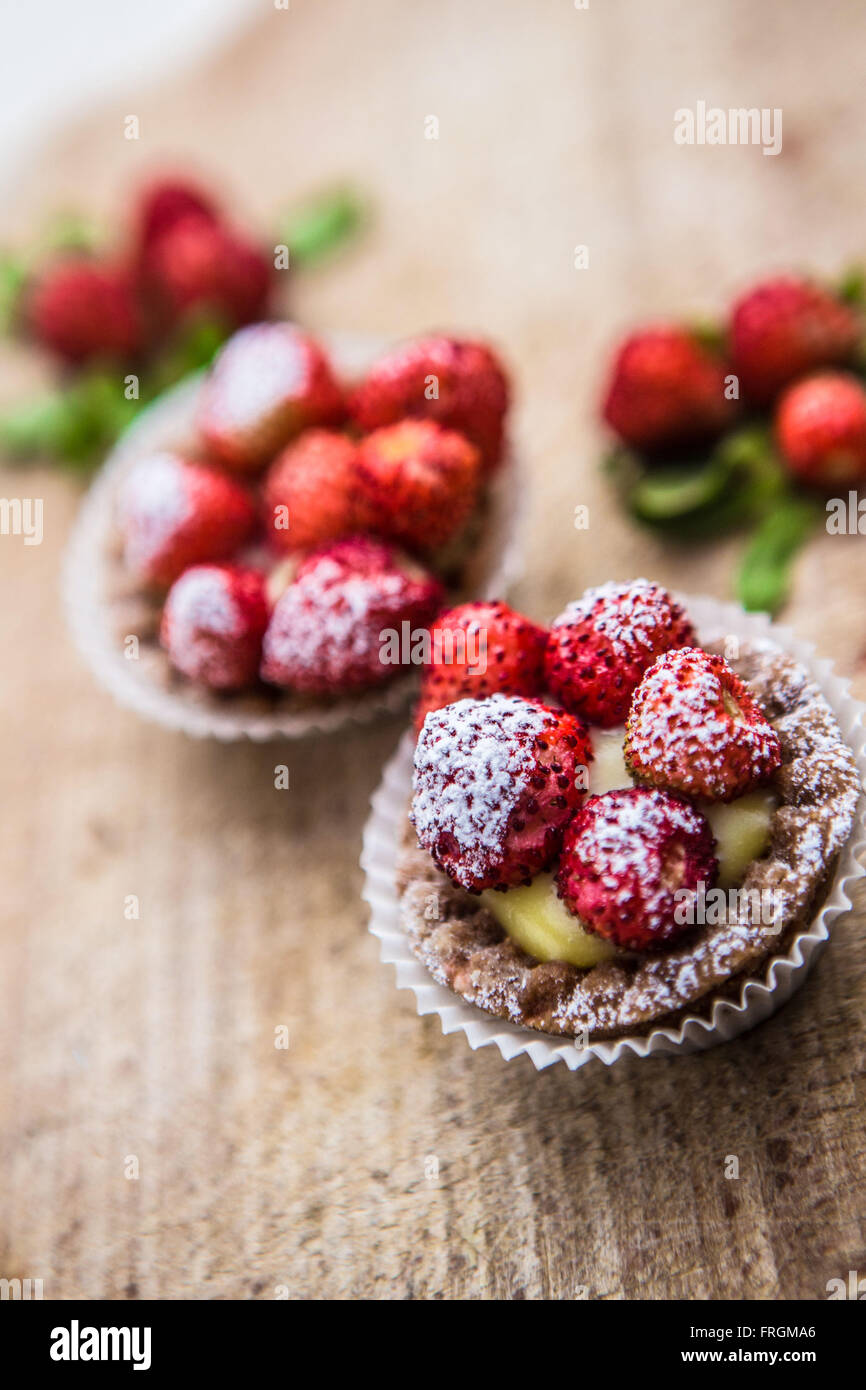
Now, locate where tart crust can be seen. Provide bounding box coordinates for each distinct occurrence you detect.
[397,640,862,1040]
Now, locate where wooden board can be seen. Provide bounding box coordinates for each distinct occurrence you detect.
[1,0,865,1300]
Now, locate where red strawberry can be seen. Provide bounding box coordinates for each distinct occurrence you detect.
[28,258,144,363]
[624,647,782,802]
[197,322,344,473]
[544,580,696,728]
[775,370,866,487]
[602,326,735,451]
[350,335,509,471]
[295,534,394,581]
[135,177,218,252]
[263,429,369,551]
[161,563,268,690]
[260,537,443,694]
[556,787,717,951]
[356,418,482,552]
[411,693,591,892]
[144,214,272,329]
[414,600,548,730]
[117,450,256,587]
[730,276,859,405]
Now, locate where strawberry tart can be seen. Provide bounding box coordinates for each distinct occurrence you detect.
[395,581,862,1040]
[68,324,520,736]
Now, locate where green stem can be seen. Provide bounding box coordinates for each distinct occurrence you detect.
[735,494,823,614]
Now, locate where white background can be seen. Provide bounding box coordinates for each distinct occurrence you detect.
[0,0,255,187]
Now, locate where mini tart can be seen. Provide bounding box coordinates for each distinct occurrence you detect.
[65,340,523,739]
[396,640,861,1040]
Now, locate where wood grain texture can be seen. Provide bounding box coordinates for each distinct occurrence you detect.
[1,0,865,1300]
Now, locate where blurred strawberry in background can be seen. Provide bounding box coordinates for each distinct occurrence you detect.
[729,276,860,406]
[28,258,146,364]
[136,179,272,333]
[601,324,736,452]
[601,269,866,615]
[0,174,362,467]
[775,371,866,488]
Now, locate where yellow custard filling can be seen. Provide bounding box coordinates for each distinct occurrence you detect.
[481,726,776,966]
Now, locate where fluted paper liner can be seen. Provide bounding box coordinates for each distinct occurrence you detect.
[361,596,866,1072]
[63,333,526,740]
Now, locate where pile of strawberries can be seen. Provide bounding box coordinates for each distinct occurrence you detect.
[116,322,510,696]
[1,175,362,468]
[603,274,866,486]
[25,178,274,367]
[411,579,782,951]
[600,275,866,613]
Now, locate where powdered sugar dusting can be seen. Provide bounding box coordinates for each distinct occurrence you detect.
[260,543,440,692]
[551,578,679,657]
[412,694,552,881]
[561,787,714,944]
[118,452,191,571]
[163,565,241,640]
[400,638,862,1039]
[205,323,309,434]
[625,646,781,799]
[265,564,403,674]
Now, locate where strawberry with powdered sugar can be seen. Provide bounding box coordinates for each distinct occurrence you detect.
[198,322,344,473]
[556,786,718,950]
[625,646,782,802]
[161,564,269,690]
[414,600,548,731]
[117,450,256,588]
[260,537,443,695]
[544,579,695,727]
[411,693,592,892]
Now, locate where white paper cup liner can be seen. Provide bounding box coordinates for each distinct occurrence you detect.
[361,595,866,1072]
[63,332,526,741]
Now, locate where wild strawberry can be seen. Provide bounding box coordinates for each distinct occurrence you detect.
[28,258,144,363]
[729,276,859,405]
[775,371,866,487]
[556,787,718,951]
[260,537,443,694]
[197,322,344,473]
[160,564,268,690]
[135,177,218,252]
[117,450,256,587]
[602,326,735,451]
[624,647,782,802]
[356,418,482,552]
[411,693,591,892]
[349,335,509,470]
[263,429,369,551]
[413,601,548,730]
[544,580,695,727]
[144,214,272,329]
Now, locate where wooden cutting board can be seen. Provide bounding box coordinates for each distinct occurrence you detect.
[1,0,865,1299]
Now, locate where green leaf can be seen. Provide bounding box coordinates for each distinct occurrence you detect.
[0,253,28,333]
[281,188,364,266]
[0,372,141,468]
[152,314,228,390]
[838,264,866,307]
[0,391,74,458]
[619,426,786,537]
[689,316,727,356]
[630,454,730,522]
[40,211,102,255]
[736,493,823,614]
